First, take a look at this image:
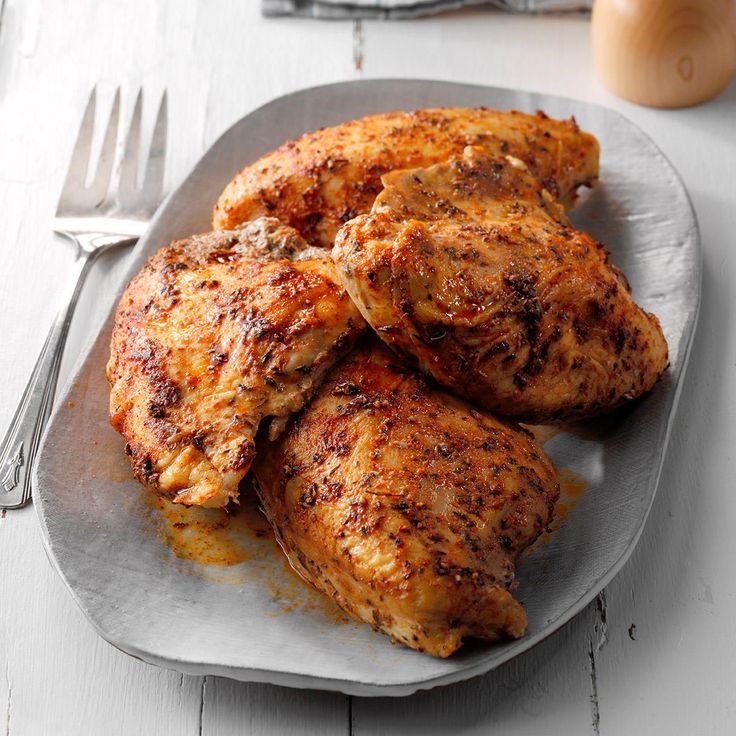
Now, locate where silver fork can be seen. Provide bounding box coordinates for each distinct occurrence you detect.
[0,87,167,509]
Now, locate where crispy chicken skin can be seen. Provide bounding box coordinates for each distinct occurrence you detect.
[107,217,365,508]
[213,108,599,247]
[253,341,559,657]
[333,147,668,422]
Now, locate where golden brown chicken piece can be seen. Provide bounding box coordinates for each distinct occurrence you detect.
[107,217,365,508]
[213,108,599,247]
[254,341,559,657]
[334,147,668,422]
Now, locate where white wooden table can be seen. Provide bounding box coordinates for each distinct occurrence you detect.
[1,2,734,733]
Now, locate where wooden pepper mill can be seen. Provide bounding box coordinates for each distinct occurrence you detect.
[592,0,736,108]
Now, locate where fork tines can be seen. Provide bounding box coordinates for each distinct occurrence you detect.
[57,87,167,219]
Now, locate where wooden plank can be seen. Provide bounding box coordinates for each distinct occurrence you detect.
[203,679,348,736]
[359,13,595,101]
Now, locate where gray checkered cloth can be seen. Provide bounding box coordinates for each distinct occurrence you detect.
[263,0,592,19]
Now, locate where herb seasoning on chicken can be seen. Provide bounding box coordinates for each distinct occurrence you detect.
[107,218,365,507]
[214,108,599,247]
[254,341,559,657]
[333,146,668,421]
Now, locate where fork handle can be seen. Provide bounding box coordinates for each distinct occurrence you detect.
[0,235,131,508]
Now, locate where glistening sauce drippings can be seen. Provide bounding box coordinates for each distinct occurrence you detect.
[264,559,350,624]
[150,492,270,566]
[552,466,589,525]
[525,424,590,526]
[521,425,592,553]
[144,424,588,618]
[145,490,350,624]
[521,463,589,556]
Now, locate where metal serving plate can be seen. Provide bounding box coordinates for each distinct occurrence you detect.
[34,80,700,697]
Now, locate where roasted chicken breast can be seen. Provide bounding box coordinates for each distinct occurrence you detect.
[213,108,599,247]
[107,217,365,508]
[254,341,559,657]
[334,147,668,421]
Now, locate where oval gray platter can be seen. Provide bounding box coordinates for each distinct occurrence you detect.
[34,80,701,697]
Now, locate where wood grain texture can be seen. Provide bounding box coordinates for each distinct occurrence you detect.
[202,679,348,736]
[0,2,735,735]
[592,0,736,108]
